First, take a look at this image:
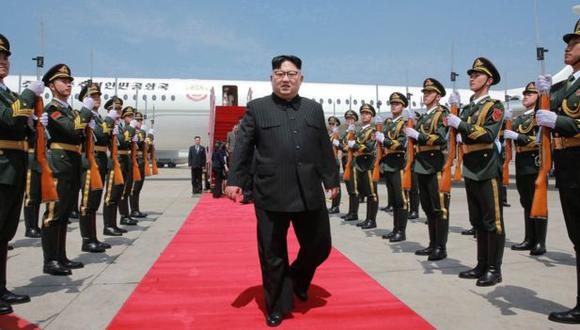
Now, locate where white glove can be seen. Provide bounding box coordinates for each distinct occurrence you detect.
[332,139,340,147]
[130,119,138,128]
[456,134,462,143]
[88,119,96,130]
[40,112,49,127]
[347,124,355,132]
[404,127,420,140]
[536,110,557,128]
[375,132,385,143]
[82,97,95,110]
[141,124,147,131]
[332,126,339,133]
[27,81,45,96]
[347,140,356,149]
[536,74,552,93]
[148,128,154,135]
[503,129,519,140]
[107,110,120,120]
[132,134,138,142]
[448,91,461,106]
[113,125,119,135]
[446,113,461,129]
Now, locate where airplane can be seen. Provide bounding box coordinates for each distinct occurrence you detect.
[4,65,571,166]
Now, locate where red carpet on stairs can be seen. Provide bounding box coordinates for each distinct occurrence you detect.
[108,194,433,329]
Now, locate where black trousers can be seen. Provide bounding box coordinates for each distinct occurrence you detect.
[212,168,223,198]
[191,167,203,193]
[559,185,580,297]
[255,206,331,315]
[464,177,504,233]
[409,172,420,213]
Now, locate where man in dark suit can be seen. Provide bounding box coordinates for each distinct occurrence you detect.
[188,136,206,194]
[226,55,339,327]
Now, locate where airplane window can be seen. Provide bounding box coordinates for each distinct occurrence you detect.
[104,94,109,100]
[319,98,323,104]
[337,99,341,105]
[162,95,166,101]
[346,99,350,105]
[152,95,157,101]
[413,101,417,107]
[171,95,176,101]
[123,95,128,100]
[361,100,365,105]
[132,95,137,100]
[143,95,147,101]
[353,100,358,105]
[328,98,332,104]
[370,100,374,105]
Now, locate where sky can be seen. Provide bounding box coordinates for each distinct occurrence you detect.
[2,0,579,89]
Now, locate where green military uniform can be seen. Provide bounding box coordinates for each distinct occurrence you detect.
[546,19,580,324]
[41,64,87,275]
[0,33,36,311]
[102,97,127,236]
[129,112,149,218]
[118,107,139,225]
[340,110,360,221]
[380,93,408,240]
[350,105,378,229]
[78,83,111,253]
[413,78,450,259]
[456,57,505,287]
[327,116,341,214]
[509,82,545,255]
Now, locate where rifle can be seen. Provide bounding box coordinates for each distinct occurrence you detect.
[453,146,463,182]
[143,130,151,177]
[131,130,142,182]
[150,118,159,175]
[86,120,103,190]
[110,105,124,185]
[502,93,513,187]
[343,125,355,181]
[402,111,415,190]
[372,116,383,182]
[440,70,460,194]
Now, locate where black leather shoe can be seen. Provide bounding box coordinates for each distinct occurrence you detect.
[361,221,376,229]
[130,211,148,218]
[7,245,13,251]
[415,247,433,256]
[120,217,138,226]
[344,214,359,221]
[381,205,393,212]
[356,220,369,227]
[428,247,447,261]
[458,264,485,279]
[43,261,72,276]
[266,312,284,327]
[461,228,476,236]
[115,226,128,233]
[381,231,395,240]
[82,241,106,253]
[408,211,419,220]
[294,288,308,302]
[25,228,42,238]
[0,289,30,305]
[97,241,112,249]
[530,243,546,256]
[389,231,406,242]
[103,227,123,236]
[548,306,580,324]
[511,241,533,251]
[476,266,502,286]
[0,300,12,315]
[69,210,80,219]
[61,259,84,269]
[328,206,340,214]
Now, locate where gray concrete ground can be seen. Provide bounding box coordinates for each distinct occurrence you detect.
[5,167,577,329]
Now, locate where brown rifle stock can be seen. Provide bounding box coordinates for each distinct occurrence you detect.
[143,137,151,177]
[402,119,414,190]
[86,126,103,190]
[111,134,124,186]
[151,145,159,175]
[453,145,463,182]
[35,97,58,202]
[372,123,383,182]
[440,103,459,193]
[343,131,354,181]
[529,93,551,219]
[131,140,142,182]
[502,120,513,186]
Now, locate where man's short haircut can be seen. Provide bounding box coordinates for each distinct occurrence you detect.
[194,136,200,139]
[272,55,302,70]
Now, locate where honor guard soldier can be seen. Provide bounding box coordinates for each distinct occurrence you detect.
[327,115,341,214]
[41,64,87,275]
[338,110,359,221]
[0,34,44,312]
[376,93,409,241]
[77,83,111,252]
[536,19,580,324]
[348,104,378,229]
[446,57,505,286]
[504,82,546,255]
[407,78,449,259]
[118,106,139,225]
[129,112,149,218]
[102,96,126,236]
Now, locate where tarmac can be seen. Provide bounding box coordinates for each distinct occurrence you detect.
[6,166,577,329]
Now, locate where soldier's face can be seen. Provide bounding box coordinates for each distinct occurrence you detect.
[51,78,72,98]
[522,92,538,109]
[271,61,303,101]
[390,103,404,116]
[124,115,133,124]
[360,112,372,124]
[469,72,491,92]
[0,52,9,79]
[345,118,355,125]
[91,94,101,109]
[422,90,440,107]
[565,37,580,66]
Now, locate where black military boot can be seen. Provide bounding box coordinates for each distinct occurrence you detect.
[42,224,71,276]
[58,222,84,269]
[119,199,138,225]
[70,198,80,220]
[130,193,148,218]
[429,216,448,261]
[0,242,30,305]
[415,215,436,256]
[459,230,487,279]
[511,211,534,251]
[361,199,378,229]
[92,214,111,249]
[476,230,504,286]
[461,227,476,236]
[549,297,580,324]
[344,196,359,221]
[24,205,41,238]
[103,205,123,236]
[530,220,547,256]
[390,208,407,242]
[382,209,396,239]
[80,212,106,253]
[328,190,340,214]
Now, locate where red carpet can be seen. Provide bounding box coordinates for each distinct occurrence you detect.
[108,194,433,329]
[0,314,41,330]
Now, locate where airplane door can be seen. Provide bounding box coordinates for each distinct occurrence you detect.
[222,85,238,106]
